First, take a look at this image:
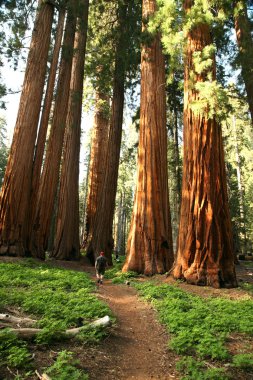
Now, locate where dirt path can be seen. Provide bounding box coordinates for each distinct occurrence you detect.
[82,280,178,380]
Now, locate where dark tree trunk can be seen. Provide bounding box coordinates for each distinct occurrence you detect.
[53,0,89,260]
[31,4,77,259]
[86,2,128,265]
[233,0,253,124]
[84,91,110,247]
[0,1,54,256]
[123,0,174,275]
[173,0,237,288]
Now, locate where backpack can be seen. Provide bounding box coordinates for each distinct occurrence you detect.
[96,256,107,271]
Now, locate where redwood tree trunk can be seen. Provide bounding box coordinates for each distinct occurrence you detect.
[86,2,128,265]
[53,0,89,260]
[173,0,237,288]
[84,91,110,247]
[122,0,174,275]
[0,1,54,256]
[234,0,253,124]
[31,4,77,259]
[31,8,66,210]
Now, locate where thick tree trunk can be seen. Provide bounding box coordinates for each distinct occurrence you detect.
[86,3,127,265]
[84,91,110,248]
[123,0,174,275]
[0,1,54,256]
[234,0,253,124]
[173,0,237,288]
[52,0,89,260]
[31,5,77,259]
[30,8,66,215]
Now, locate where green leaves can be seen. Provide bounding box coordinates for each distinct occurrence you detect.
[0,260,112,373]
[134,281,253,378]
[45,350,88,380]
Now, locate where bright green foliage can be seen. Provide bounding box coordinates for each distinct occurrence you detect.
[134,282,253,378]
[232,353,253,371]
[0,260,112,372]
[45,351,88,380]
[176,356,228,380]
[0,329,31,369]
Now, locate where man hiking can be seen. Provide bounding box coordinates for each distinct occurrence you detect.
[95,251,107,284]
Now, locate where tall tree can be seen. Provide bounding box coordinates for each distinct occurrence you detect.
[123,0,174,275]
[0,1,54,256]
[84,91,110,248]
[31,7,66,212]
[173,0,237,288]
[53,0,89,260]
[86,0,129,264]
[233,0,253,124]
[31,2,77,259]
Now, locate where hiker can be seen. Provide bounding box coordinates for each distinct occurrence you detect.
[95,251,107,284]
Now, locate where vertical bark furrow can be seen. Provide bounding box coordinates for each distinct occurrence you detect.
[173,1,237,287]
[0,2,54,256]
[123,0,174,275]
[31,5,77,258]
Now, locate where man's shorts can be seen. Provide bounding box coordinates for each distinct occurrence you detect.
[97,268,105,275]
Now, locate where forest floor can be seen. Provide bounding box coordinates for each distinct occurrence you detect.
[47,257,253,380]
[1,256,253,380]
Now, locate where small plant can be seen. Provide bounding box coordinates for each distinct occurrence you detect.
[45,350,88,380]
[7,346,31,368]
[0,329,31,369]
[232,353,253,370]
[176,356,228,380]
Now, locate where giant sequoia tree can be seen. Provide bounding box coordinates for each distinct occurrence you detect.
[31,3,77,258]
[173,0,237,288]
[84,91,110,247]
[31,8,66,212]
[0,1,54,256]
[53,0,89,260]
[86,0,130,264]
[123,0,174,275]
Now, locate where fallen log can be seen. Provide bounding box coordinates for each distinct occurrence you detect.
[5,315,111,339]
[0,313,37,326]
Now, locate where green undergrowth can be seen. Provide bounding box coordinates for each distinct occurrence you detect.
[239,282,253,294]
[104,258,138,283]
[45,350,88,380]
[134,281,253,380]
[0,259,113,378]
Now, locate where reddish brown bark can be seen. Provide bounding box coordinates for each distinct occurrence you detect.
[233,0,253,125]
[0,1,54,256]
[53,0,89,260]
[86,3,128,265]
[173,0,237,288]
[31,8,66,210]
[31,5,77,259]
[122,0,174,275]
[84,91,110,247]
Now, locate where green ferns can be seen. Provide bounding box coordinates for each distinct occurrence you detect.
[0,260,112,374]
[134,282,253,379]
